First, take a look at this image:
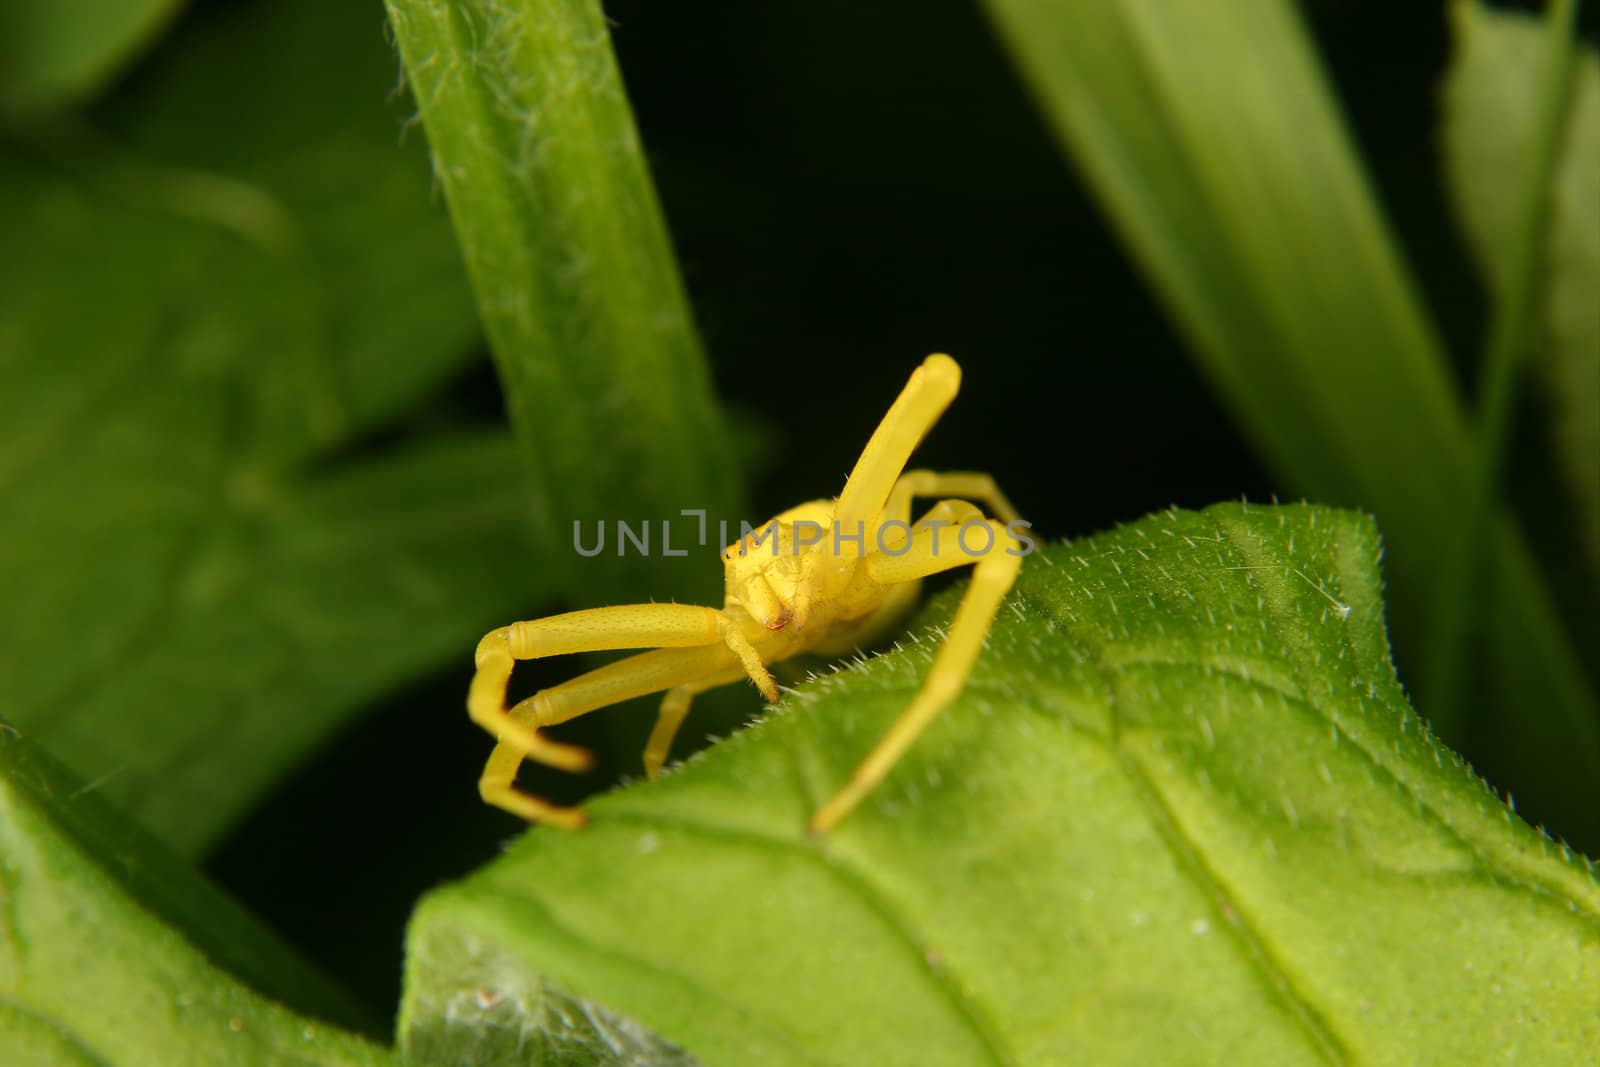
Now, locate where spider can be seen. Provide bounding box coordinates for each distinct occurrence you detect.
[468,353,1027,834]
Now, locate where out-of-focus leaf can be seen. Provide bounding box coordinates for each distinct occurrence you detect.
[0,720,402,1065]
[383,0,743,604]
[977,0,1600,845]
[0,0,526,854]
[83,0,486,458]
[1442,0,1600,569]
[1,404,539,854]
[0,0,184,115]
[400,505,1600,1066]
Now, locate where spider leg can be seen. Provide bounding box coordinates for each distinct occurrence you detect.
[884,470,1021,527]
[811,499,993,657]
[832,355,962,535]
[643,665,751,779]
[470,603,780,827]
[479,742,589,828]
[809,516,1024,834]
[480,643,741,827]
[469,604,773,768]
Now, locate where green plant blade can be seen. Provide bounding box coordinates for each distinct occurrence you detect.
[0,0,544,855]
[3,425,540,855]
[0,0,184,115]
[400,505,1600,1066]
[0,721,401,1066]
[84,0,488,461]
[383,0,742,603]
[977,0,1600,843]
[1442,0,1600,570]
[1418,0,1583,767]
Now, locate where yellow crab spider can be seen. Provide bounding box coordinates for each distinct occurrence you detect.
[468,353,1025,834]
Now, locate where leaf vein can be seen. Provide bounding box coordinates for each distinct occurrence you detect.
[472,874,830,1066]
[594,808,1018,1067]
[1210,514,1600,926]
[1012,582,1351,1064]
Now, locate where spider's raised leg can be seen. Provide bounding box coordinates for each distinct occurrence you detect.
[643,665,751,779]
[480,642,744,826]
[809,512,1024,834]
[832,354,962,536]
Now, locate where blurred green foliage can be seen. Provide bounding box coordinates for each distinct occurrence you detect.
[0,721,402,1064]
[0,0,1594,1063]
[0,0,186,114]
[1443,0,1600,571]
[984,0,1600,840]
[0,1,531,855]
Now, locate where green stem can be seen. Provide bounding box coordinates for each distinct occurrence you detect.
[1422,0,1583,722]
[383,0,742,604]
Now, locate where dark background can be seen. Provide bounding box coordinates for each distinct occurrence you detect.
[197,0,1598,1028]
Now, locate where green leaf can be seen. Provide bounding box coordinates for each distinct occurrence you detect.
[976,0,1600,842]
[399,505,1600,1066]
[87,0,487,458]
[1442,0,1600,570]
[383,0,743,603]
[0,0,533,854]
[0,0,184,115]
[3,420,540,855]
[0,721,401,1066]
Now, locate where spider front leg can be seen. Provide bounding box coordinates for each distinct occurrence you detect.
[643,665,751,779]
[469,604,775,827]
[832,354,962,533]
[809,511,1024,834]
